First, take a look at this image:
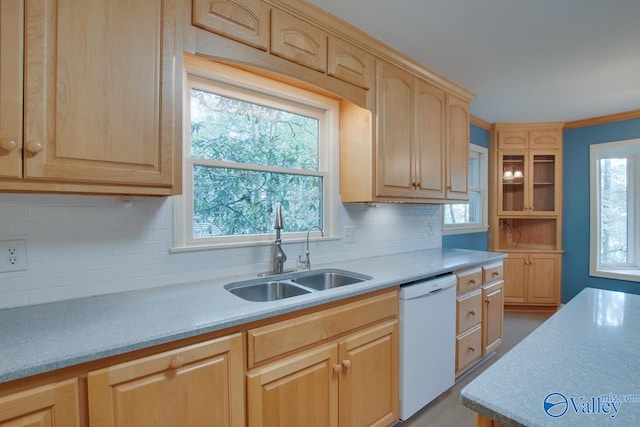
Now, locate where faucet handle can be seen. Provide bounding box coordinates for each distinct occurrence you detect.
[274,204,283,230]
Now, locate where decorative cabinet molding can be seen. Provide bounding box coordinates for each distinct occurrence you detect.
[192,0,270,50]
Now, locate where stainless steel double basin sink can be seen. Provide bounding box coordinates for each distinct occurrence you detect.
[224,269,372,302]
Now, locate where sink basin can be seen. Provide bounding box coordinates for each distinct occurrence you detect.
[226,281,310,302]
[292,271,369,290]
[224,269,372,301]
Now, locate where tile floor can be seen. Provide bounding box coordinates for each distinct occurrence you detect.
[399,311,553,426]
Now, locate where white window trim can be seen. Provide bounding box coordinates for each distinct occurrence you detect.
[589,138,640,282]
[443,143,489,235]
[172,55,340,252]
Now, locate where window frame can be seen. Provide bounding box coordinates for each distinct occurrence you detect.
[589,138,640,282]
[443,143,489,235]
[173,56,340,251]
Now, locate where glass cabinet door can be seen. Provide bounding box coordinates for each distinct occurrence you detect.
[499,153,526,214]
[531,153,556,212]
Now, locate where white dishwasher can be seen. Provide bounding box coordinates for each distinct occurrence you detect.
[399,273,457,420]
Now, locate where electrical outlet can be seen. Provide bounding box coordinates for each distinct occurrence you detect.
[0,239,27,273]
[344,226,356,243]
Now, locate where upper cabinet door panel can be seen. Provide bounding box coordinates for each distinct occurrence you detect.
[414,80,445,198]
[192,0,270,50]
[327,36,373,89]
[529,130,561,149]
[0,0,23,179]
[271,9,327,72]
[446,94,470,200]
[376,61,414,197]
[497,131,528,150]
[24,0,178,187]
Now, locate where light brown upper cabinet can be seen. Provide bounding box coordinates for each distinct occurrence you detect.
[0,0,23,179]
[0,0,181,195]
[271,9,328,72]
[327,36,373,90]
[192,0,270,50]
[341,61,469,203]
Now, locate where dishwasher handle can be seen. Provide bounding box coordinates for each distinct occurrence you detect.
[399,274,456,300]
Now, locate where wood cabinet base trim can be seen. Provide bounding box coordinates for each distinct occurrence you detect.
[504,304,559,313]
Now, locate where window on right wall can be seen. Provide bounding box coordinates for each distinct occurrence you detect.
[590,138,640,282]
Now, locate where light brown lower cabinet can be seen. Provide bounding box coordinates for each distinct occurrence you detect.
[247,290,399,427]
[0,378,80,426]
[87,333,245,427]
[455,261,504,377]
[247,321,399,427]
[503,252,561,307]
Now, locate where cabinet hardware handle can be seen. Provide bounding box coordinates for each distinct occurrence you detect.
[492,271,499,276]
[169,356,185,369]
[469,278,476,284]
[0,138,17,152]
[468,345,476,352]
[342,360,352,369]
[485,299,490,304]
[469,310,476,316]
[26,141,44,153]
[333,364,342,374]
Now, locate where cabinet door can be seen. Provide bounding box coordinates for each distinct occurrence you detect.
[497,130,527,150]
[445,94,470,200]
[338,320,398,427]
[192,0,270,50]
[503,255,527,303]
[0,0,23,179]
[327,36,373,89]
[88,334,245,427]
[529,151,560,215]
[529,130,561,149]
[527,254,560,304]
[247,343,339,427]
[498,152,527,215]
[0,378,80,426]
[376,61,415,198]
[24,0,179,188]
[271,9,327,72]
[414,80,446,199]
[483,281,504,355]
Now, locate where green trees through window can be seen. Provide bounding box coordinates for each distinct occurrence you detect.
[189,89,323,237]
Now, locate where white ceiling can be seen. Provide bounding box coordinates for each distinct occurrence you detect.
[307,0,640,123]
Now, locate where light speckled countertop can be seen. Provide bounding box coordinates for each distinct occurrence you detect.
[0,247,504,384]
[461,287,640,427]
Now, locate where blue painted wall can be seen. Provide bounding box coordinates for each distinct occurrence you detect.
[562,118,640,301]
[442,124,490,251]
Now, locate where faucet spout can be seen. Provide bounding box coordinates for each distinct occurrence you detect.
[299,225,324,270]
[272,204,287,274]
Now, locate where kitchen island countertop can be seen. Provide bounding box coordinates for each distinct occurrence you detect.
[461,287,640,426]
[0,247,504,384]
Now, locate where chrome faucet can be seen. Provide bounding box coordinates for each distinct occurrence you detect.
[272,204,287,274]
[299,226,324,270]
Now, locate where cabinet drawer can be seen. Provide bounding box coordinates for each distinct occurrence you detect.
[456,290,482,334]
[456,324,482,373]
[248,290,398,367]
[483,262,504,284]
[456,267,483,293]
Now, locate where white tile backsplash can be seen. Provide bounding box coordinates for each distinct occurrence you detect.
[0,194,442,309]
